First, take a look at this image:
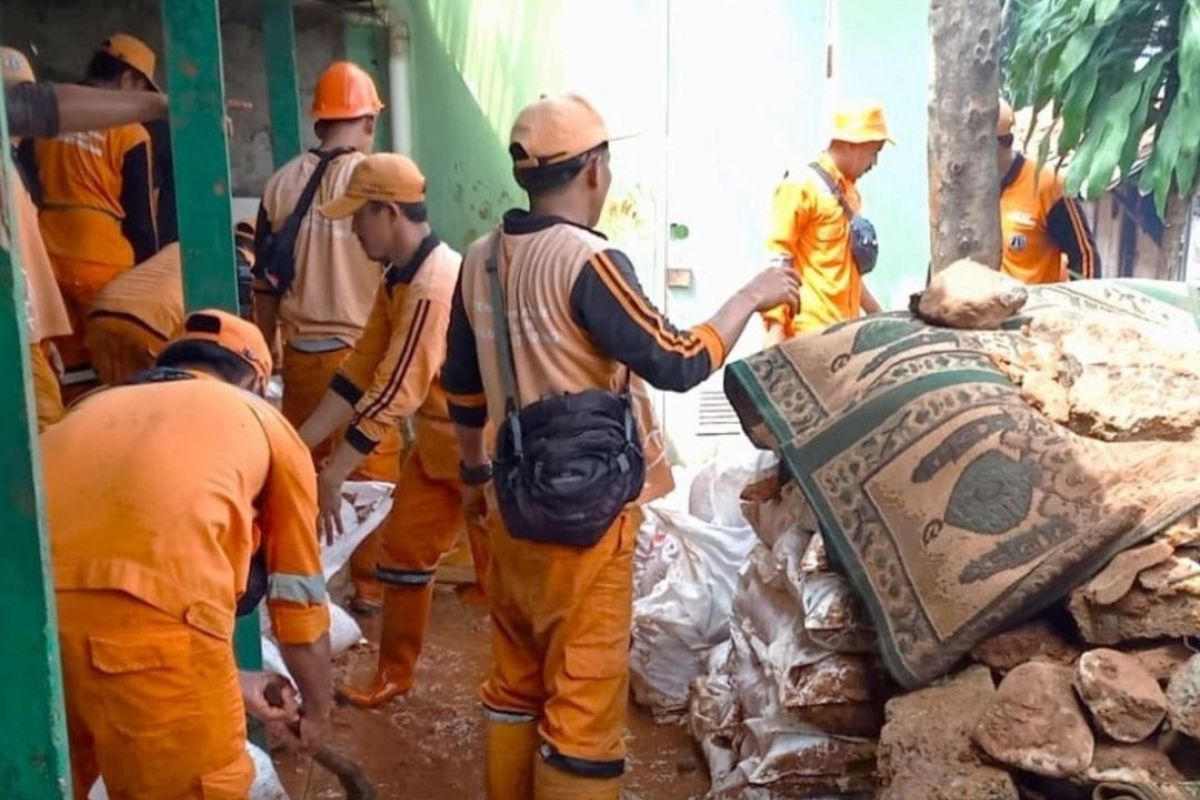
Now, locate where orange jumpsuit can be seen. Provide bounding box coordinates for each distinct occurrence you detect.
[10,161,71,428]
[34,122,158,368]
[334,235,488,691]
[85,242,183,385]
[445,211,721,779]
[43,373,328,799]
[765,151,866,336]
[257,149,401,483]
[1001,153,1099,284]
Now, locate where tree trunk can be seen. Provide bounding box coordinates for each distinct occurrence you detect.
[1154,191,1194,280]
[928,0,1004,273]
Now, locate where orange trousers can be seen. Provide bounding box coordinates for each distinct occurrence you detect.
[85,315,166,385]
[57,590,254,800]
[282,344,403,607]
[51,257,131,371]
[30,341,64,430]
[481,509,635,769]
[367,451,490,680]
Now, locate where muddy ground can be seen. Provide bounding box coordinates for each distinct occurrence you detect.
[276,582,710,800]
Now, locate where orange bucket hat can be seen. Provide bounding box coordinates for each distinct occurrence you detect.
[830,101,895,146]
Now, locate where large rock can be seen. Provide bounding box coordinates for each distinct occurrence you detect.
[914,259,1028,330]
[1070,584,1200,645]
[1085,742,1185,786]
[877,665,1018,800]
[1074,649,1167,743]
[973,662,1094,778]
[1166,653,1200,739]
[1127,641,1193,684]
[969,619,1079,673]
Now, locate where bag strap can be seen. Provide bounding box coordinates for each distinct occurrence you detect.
[277,147,354,253]
[484,230,521,417]
[808,161,856,220]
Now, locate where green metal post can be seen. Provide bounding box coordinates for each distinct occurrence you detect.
[262,0,305,168]
[161,0,240,313]
[161,0,262,673]
[344,12,394,151]
[0,15,72,798]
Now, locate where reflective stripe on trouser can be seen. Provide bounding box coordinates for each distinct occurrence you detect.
[480,508,635,771]
[84,315,166,386]
[50,256,132,372]
[56,590,254,800]
[30,341,64,430]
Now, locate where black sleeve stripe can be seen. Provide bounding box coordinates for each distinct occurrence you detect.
[1064,198,1096,279]
[591,250,706,356]
[358,298,430,420]
[443,270,485,397]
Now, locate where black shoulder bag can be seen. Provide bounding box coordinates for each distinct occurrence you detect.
[255,147,354,294]
[809,161,879,275]
[485,232,646,548]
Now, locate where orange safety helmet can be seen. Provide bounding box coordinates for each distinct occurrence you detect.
[311,61,384,121]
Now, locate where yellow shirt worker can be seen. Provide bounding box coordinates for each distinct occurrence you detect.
[998,99,1099,284]
[764,101,892,342]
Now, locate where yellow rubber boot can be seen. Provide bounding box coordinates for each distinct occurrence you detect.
[534,756,620,800]
[338,583,432,708]
[485,714,538,800]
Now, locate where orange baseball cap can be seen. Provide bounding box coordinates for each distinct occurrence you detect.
[319,153,427,219]
[510,93,611,170]
[176,309,272,385]
[100,33,161,93]
[998,99,1015,138]
[830,101,894,146]
[1,47,35,86]
[311,61,384,121]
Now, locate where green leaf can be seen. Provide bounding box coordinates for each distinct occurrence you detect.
[669,223,690,241]
[1056,57,1100,154]
[1055,25,1102,84]
[1181,0,1200,100]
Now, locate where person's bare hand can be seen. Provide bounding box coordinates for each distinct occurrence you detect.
[298,708,332,754]
[746,267,801,314]
[316,470,344,545]
[240,671,299,737]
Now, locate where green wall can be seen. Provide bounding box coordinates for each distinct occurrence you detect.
[404,0,565,252]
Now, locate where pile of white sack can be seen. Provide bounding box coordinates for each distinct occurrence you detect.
[629,446,773,719]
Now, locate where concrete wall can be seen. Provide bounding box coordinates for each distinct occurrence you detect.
[3,0,348,195]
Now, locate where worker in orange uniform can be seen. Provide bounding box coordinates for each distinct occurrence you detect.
[31,34,161,374]
[254,61,402,613]
[2,47,72,430]
[763,101,892,344]
[85,222,254,385]
[44,309,333,799]
[295,152,487,707]
[84,241,181,385]
[998,99,1099,283]
[444,93,799,799]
